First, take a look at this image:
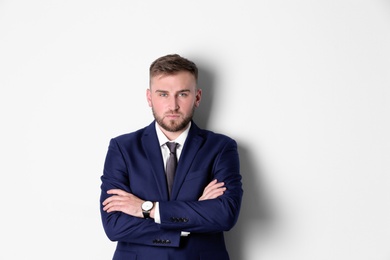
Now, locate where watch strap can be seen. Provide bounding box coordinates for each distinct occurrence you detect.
[142,211,150,219]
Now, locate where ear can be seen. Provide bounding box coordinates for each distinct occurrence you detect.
[195,88,202,107]
[146,88,152,107]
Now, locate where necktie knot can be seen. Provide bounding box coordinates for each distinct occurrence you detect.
[166,142,178,154]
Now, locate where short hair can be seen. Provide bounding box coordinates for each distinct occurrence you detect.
[149,54,198,83]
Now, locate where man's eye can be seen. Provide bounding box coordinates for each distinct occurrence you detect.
[160,93,168,97]
[179,93,188,97]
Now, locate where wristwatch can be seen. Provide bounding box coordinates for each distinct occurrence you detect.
[141,201,154,219]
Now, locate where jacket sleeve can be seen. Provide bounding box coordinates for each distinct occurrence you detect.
[158,138,243,233]
[99,138,182,247]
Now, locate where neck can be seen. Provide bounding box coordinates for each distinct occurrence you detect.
[159,124,190,141]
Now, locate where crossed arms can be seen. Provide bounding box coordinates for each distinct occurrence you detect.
[102,179,226,218]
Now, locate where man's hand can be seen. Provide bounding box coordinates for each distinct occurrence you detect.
[198,179,226,201]
[102,189,144,218]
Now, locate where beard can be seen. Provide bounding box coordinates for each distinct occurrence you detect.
[153,106,195,133]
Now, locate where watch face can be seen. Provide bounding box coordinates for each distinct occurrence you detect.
[142,201,153,211]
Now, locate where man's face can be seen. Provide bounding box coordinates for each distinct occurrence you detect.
[147,71,201,134]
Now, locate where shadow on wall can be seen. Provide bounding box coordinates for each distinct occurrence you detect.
[192,60,275,259]
[225,144,275,260]
[192,65,215,128]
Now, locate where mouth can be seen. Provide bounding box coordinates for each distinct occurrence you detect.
[165,113,181,120]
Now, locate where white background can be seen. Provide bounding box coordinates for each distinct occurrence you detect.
[1,1,389,259]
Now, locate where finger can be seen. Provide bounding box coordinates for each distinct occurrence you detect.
[199,190,225,201]
[204,181,223,191]
[104,204,120,213]
[103,199,127,211]
[203,182,225,194]
[103,202,115,211]
[102,197,118,207]
[201,186,226,200]
[102,196,116,206]
[212,182,225,189]
[102,195,120,205]
[102,194,129,206]
[206,187,226,198]
[203,179,217,190]
[107,189,129,196]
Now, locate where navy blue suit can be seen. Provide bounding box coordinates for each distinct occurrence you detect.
[100,121,243,260]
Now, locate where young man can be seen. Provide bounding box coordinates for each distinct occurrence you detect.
[100,54,243,260]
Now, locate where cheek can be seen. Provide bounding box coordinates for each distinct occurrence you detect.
[178,100,191,109]
[151,101,165,111]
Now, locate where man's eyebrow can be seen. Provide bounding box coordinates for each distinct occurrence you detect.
[154,89,191,93]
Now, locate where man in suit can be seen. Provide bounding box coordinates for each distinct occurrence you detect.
[100,54,243,260]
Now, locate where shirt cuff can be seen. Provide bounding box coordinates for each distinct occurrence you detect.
[154,202,161,224]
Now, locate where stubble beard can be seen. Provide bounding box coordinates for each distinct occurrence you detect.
[153,106,195,133]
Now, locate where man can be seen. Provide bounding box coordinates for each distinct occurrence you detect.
[100,54,243,260]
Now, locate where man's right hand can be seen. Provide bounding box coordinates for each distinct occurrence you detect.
[198,179,226,201]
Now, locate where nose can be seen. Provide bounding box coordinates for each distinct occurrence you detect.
[168,96,179,111]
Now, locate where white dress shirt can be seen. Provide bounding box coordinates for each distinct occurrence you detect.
[153,121,191,236]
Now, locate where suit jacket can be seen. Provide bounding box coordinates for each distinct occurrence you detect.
[100,121,243,260]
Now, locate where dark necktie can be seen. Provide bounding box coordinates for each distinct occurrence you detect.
[166,142,178,198]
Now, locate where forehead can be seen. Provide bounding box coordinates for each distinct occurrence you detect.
[150,71,197,90]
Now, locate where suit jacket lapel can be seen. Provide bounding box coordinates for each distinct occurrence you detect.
[142,122,170,200]
[171,122,205,200]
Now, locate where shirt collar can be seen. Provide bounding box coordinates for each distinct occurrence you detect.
[155,121,191,148]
